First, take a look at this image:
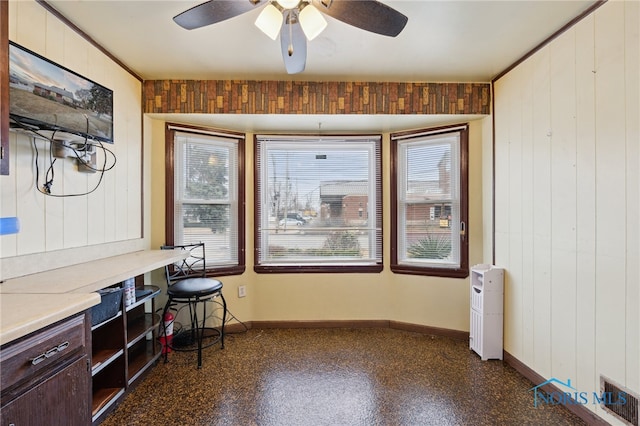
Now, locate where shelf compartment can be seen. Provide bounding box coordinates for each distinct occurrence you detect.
[92,387,125,421]
[125,285,160,312]
[91,311,123,332]
[127,313,160,348]
[92,348,124,374]
[92,356,125,421]
[127,339,162,385]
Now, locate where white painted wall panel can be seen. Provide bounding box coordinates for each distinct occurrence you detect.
[15,132,45,254]
[13,1,45,51]
[0,134,18,259]
[593,0,627,388]
[549,27,578,385]
[493,75,511,276]
[2,1,143,279]
[494,1,639,423]
[573,13,597,396]
[481,116,493,266]
[530,46,553,379]
[519,58,535,368]
[506,64,524,359]
[85,46,107,246]
[623,0,640,393]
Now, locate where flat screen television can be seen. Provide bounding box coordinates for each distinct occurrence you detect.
[9,41,114,143]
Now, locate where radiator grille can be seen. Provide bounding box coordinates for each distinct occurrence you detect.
[600,376,639,426]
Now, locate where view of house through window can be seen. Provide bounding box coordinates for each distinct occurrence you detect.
[255,136,382,272]
[391,125,468,278]
[166,125,245,274]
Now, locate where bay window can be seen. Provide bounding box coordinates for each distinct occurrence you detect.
[165,124,245,275]
[255,135,382,273]
[391,125,468,278]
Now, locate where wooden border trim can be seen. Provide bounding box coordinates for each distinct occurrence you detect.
[389,320,470,341]
[503,351,610,426]
[36,1,142,82]
[238,319,469,342]
[143,81,491,115]
[251,320,390,329]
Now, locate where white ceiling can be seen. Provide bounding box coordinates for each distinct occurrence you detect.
[46,0,598,132]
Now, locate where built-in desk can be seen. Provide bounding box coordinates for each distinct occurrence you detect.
[0,249,187,425]
[0,249,186,344]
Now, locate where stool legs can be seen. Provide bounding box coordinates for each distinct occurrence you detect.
[160,293,225,368]
[219,293,227,349]
[197,298,204,368]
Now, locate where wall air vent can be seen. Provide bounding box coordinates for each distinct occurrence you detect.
[600,376,639,426]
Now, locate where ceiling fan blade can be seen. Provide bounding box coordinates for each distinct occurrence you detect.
[312,0,408,37]
[174,0,265,30]
[280,12,307,74]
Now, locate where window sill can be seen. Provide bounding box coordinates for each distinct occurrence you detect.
[205,265,246,277]
[390,264,469,279]
[254,264,383,274]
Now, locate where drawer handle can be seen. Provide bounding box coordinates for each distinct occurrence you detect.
[30,341,70,365]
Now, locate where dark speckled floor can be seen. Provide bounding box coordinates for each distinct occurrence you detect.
[102,328,586,425]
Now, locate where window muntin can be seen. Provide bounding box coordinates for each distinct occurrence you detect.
[166,125,245,275]
[255,136,382,273]
[391,126,468,278]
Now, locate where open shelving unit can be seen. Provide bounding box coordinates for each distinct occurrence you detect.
[91,284,162,424]
[125,285,162,386]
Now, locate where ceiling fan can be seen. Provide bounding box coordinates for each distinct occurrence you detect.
[173,0,408,74]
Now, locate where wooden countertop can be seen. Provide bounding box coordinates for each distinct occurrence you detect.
[0,249,187,346]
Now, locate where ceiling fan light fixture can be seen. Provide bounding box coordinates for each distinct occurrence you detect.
[299,4,327,40]
[255,3,283,40]
[276,0,300,10]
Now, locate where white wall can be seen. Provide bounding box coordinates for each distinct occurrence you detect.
[1,1,145,281]
[493,0,639,423]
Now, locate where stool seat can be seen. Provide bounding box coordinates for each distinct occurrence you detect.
[167,278,223,299]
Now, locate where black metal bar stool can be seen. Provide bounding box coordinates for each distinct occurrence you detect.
[160,243,226,368]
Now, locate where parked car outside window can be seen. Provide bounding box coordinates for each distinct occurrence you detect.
[286,213,307,224]
[279,217,303,227]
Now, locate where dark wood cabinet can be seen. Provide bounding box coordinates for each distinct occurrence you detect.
[1,356,91,426]
[1,251,183,425]
[0,313,92,425]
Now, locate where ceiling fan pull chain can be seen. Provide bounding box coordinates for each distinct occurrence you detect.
[287,11,294,56]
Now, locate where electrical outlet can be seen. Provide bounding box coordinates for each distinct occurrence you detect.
[238,285,247,298]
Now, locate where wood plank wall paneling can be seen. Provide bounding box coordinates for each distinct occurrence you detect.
[143,81,491,115]
[493,1,639,422]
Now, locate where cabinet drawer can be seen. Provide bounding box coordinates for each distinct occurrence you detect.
[1,314,87,392]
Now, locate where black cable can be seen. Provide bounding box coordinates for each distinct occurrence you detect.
[208,298,250,334]
[69,141,117,172]
[43,129,57,194]
[14,117,117,197]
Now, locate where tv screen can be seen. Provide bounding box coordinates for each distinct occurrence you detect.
[9,41,114,143]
